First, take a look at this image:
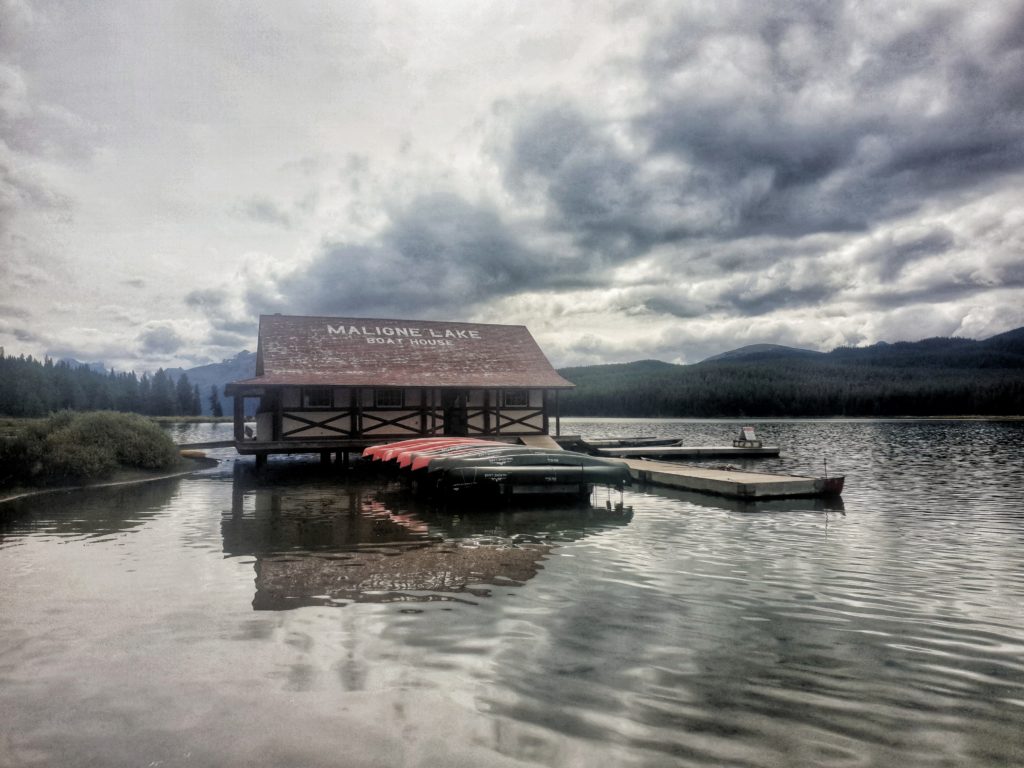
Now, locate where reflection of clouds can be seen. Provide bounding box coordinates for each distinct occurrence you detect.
[223,469,632,610]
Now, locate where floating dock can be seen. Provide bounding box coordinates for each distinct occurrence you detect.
[590,426,779,459]
[597,445,780,458]
[625,458,843,499]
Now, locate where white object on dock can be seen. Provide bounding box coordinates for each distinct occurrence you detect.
[518,434,564,451]
[732,426,762,448]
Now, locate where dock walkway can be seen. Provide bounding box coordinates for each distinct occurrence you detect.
[625,458,841,499]
[598,445,780,459]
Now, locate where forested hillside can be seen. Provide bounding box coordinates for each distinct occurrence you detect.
[0,354,210,418]
[558,329,1024,417]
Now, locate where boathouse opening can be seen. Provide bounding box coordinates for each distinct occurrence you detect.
[225,314,574,464]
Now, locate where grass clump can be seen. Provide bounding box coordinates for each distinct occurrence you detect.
[0,411,180,489]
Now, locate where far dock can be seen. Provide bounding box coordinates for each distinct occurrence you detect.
[591,426,779,459]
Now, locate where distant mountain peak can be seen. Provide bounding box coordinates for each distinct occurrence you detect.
[701,344,823,363]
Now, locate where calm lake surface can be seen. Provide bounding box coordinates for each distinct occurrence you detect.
[2,419,1023,767]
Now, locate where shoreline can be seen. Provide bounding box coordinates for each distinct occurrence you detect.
[0,456,219,507]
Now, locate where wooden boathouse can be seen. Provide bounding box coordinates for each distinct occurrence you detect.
[225,314,574,466]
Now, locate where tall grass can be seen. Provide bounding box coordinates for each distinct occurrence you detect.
[1,411,180,488]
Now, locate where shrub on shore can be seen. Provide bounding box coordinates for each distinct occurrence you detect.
[0,411,180,488]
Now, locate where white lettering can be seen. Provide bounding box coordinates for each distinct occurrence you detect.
[328,324,481,341]
[409,338,453,346]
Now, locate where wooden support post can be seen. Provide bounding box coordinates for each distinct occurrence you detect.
[353,388,362,437]
[233,392,245,441]
[255,453,266,471]
[419,387,428,436]
[320,451,331,467]
[555,390,561,437]
[484,389,491,435]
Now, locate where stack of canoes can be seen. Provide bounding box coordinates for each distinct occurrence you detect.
[362,437,631,500]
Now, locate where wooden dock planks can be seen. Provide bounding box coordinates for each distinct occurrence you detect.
[597,445,780,458]
[624,458,838,499]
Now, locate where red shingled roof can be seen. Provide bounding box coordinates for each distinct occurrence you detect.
[229,314,574,390]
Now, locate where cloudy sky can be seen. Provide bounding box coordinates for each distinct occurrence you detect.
[3,0,1023,371]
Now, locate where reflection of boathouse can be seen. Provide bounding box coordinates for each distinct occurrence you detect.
[223,471,632,610]
[226,314,574,466]
[224,483,551,609]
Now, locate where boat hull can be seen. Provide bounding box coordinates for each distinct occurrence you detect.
[363,438,632,502]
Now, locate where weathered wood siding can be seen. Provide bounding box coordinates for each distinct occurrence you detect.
[254,386,548,440]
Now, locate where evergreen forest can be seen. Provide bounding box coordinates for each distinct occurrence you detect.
[0,353,221,418]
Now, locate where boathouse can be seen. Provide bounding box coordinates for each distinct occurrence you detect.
[225,314,574,465]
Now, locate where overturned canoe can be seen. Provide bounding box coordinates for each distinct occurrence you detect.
[362,437,631,500]
[440,462,633,498]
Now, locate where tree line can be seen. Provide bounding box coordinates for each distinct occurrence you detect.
[0,352,225,418]
[558,358,1024,417]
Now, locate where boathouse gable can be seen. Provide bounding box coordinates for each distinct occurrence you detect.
[227,314,573,458]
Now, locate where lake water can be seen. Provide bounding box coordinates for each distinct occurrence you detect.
[2,419,1023,767]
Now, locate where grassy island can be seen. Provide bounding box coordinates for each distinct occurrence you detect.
[1,411,182,493]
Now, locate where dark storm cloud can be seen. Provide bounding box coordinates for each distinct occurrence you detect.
[867,226,956,280]
[727,283,838,316]
[640,294,707,319]
[503,101,734,257]
[250,192,584,319]
[138,325,183,355]
[635,1,1024,239]
[504,3,1023,247]
[185,288,255,335]
[867,260,1024,309]
[7,325,45,343]
[185,288,227,312]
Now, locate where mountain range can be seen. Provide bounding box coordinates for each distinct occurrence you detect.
[165,351,257,415]
[557,327,1024,417]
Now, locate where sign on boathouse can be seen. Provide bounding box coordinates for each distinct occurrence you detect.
[327,323,482,346]
[226,314,574,457]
